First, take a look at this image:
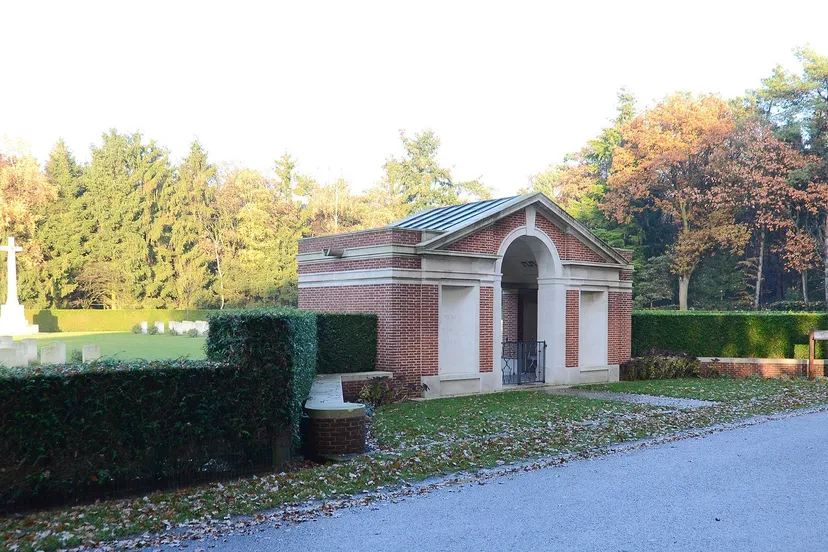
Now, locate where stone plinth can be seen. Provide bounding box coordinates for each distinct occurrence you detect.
[0,336,11,348]
[0,304,38,335]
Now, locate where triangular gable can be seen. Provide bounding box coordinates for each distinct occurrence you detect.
[417,193,629,265]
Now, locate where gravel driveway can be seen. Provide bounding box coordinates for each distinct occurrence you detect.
[169,410,828,551]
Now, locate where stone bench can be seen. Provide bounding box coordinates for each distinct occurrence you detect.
[304,375,367,458]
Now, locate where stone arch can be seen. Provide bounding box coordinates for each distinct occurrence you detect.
[495,225,562,279]
[492,224,566,386]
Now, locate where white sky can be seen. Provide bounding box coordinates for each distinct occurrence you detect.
[3,0,828,197]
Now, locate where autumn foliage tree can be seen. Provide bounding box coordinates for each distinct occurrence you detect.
[606,93,749,310]
[710,120,812,309]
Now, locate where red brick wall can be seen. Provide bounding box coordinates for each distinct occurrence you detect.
[479,286,493,372]
[608,291,632,365]
[502,292,519,342]
[299,256,420,274]
[700,359,814,378]
[566,290,580,367]
[299,284,438,386]
[620,270,633,281]
[535,214,609,263]
[306,415,367,456]
[299,229,422,254]
[443,211,527,254]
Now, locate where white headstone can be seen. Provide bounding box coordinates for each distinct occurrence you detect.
[0,237,38,335]
[0,347,26,367]
[82,344,101,363]
[169,321,180,332]
[154,321,165,334]
[40,342,67,364]
[181,321,196,333]
[140,321,148,334]
[21,338,37,363]
[0,336,11,348]
[195,320,209,336]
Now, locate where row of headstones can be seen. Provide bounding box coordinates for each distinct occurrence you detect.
[140,320,209,336]
[0,336,101,367]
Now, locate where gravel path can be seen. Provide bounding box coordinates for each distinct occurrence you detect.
[543,387,717,408]
[174,409,828,552]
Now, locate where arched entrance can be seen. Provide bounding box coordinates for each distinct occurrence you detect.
[494,227,566,386]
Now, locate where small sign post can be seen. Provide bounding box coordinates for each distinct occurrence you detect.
[808,328,828,379]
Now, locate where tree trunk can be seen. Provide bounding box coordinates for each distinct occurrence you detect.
[679,274,691,311]
[802,270,809,305]
[211,234,226,310]
[754,229,765,311]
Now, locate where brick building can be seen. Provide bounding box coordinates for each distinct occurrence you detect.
[298,193,632,397]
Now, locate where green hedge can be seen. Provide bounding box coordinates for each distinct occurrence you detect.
[316,313,377,374]
[0,359,286,511]
[632,312,828,359]
[206,309,317,446]
[25,309,220,332]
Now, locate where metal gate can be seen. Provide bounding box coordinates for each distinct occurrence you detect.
[502,341,546,385]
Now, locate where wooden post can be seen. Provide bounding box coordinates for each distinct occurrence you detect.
[809,327,815,380]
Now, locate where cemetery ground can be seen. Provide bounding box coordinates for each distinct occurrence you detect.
[11,332,206,362]
[4,378,828,551]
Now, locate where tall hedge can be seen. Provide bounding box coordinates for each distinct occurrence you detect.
[0,360,285,511]
[25,308,219,332]
[316,313,377,374]
[632,311,828,358]
[206,309,318,444]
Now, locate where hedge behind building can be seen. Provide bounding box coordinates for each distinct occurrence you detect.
[632,311,828,359]
[316,313,377,374]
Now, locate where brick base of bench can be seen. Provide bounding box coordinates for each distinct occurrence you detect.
[306,414,367,456]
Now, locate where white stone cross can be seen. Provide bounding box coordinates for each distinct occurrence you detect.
[0,237,22,307]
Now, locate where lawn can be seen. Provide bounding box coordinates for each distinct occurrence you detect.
[12,332,206,361]
[5,378,828,551]
[580,377,809,402]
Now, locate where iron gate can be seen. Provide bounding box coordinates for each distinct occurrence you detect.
[502,341,546,385]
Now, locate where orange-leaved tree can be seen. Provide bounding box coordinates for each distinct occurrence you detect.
[605,93,749,310]
[709,119,812,309]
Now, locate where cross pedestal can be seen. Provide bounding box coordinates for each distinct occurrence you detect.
[0,237,38,335]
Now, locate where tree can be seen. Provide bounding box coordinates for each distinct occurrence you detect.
[37,140,88,307]
[163,141,216,308]
[758,46,828,303]
[606,93,749,310]
[710,120,811,309]
[381,130,491,216]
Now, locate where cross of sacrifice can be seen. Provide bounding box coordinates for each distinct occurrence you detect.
[0,237,23,306]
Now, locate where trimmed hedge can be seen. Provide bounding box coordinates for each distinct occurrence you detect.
[632,311,828,359]
[316,313,377,374]
[25,308,219,332]
[206,309,317,446]
[0,360,286,511]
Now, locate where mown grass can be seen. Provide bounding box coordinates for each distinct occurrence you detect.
[373,390,652,449]
[4,378,828,551]
[581,377,808,402]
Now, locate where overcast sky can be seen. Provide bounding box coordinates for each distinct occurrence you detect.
[3,0,828,197]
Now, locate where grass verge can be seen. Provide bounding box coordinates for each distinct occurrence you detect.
[3,377,828,551]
